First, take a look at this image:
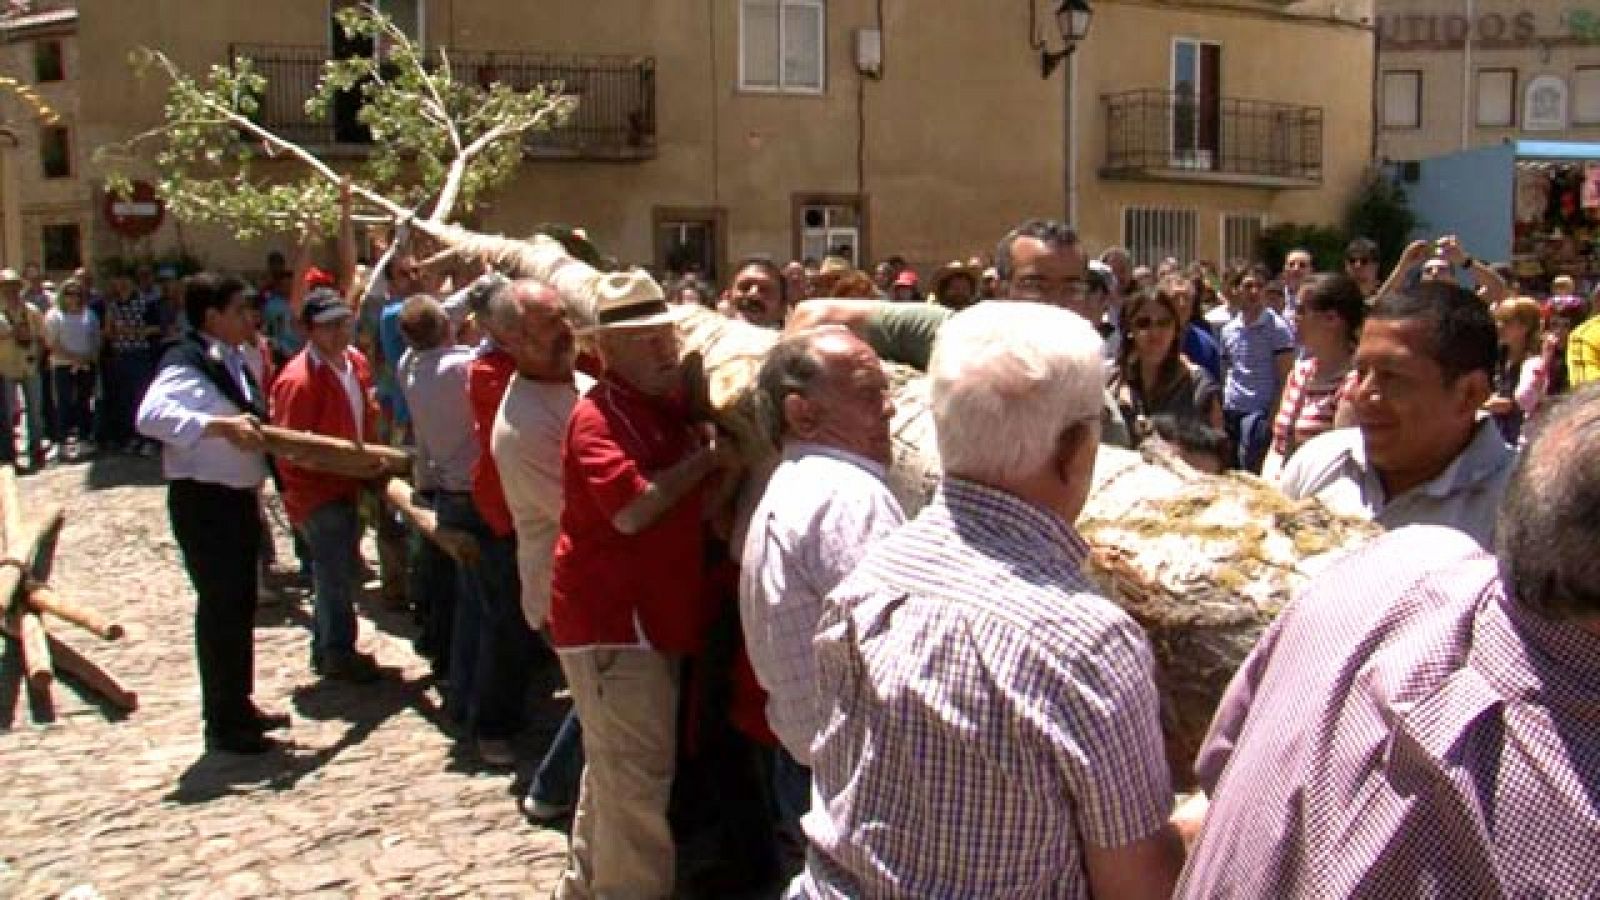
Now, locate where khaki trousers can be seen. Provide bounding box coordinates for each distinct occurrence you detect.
[554,647,680,900]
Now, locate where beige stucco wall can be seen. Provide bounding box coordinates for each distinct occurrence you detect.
[1074,0,1375,261]
[68,0,1374,277]
[0,18,90,273]
[1376,0,1600,161]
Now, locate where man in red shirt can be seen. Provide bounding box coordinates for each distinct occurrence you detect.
[441,278,543,766]
[270,290,382,683]
[550,272,733,899]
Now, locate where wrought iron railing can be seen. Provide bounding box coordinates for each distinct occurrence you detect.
[1103,89,1322,182]
[228,44,656,159]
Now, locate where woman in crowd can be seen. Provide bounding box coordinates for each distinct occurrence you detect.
[1108,287,1223,444]
[1486,296,1552,445]
[43,279,101,462]
[1262,272,1364,481]
[99,272,165,455]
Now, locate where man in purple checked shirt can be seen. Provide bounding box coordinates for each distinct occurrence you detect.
[1178,385,1600,897]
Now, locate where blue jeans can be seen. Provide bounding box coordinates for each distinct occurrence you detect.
[528,708,584,807]
[299,499,361,663]
[410,490,470,674]
[1225,407,1272,474]
[439,501,533,738]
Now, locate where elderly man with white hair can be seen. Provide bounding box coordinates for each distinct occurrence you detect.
[792,303,1185,899]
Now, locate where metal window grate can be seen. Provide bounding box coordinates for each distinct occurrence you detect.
[1124,207,1197,268]
[1222,213,1266,266]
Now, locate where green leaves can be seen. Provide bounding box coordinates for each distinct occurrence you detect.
[101,1,576,240]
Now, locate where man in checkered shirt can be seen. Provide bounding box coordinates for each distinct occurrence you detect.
[791,303,1185,899]
[1178,385,1600,896]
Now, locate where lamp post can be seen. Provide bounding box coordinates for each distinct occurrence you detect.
[1040,0,1093,227]
[1041,0,1092,78]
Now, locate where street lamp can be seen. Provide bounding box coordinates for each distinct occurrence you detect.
[1041,0,1093,79]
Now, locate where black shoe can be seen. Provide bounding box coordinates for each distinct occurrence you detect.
[250,706,292,732]
[205,728,282,755]
[314,650,382,683]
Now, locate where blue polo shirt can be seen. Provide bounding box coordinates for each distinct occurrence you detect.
[1221,308,1295,414]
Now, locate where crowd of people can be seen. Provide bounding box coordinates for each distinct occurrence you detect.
[10,210,1599,897]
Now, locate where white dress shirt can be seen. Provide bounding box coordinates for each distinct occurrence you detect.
[136,334,268,490]
[738,442,905,764]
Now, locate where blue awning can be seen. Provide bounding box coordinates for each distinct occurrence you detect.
[1514,140,1600,161]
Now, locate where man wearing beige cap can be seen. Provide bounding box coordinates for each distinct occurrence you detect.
[549,270,735,899]
[0,267,47,469]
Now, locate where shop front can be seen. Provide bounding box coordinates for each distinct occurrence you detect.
[1394,140,1600,293]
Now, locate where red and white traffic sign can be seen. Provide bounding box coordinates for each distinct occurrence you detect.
[102,180,165,238]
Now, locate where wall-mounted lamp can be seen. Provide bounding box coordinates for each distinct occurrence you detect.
[1041,0,1093,78]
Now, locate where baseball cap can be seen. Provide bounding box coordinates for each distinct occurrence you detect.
[301,288,352,326]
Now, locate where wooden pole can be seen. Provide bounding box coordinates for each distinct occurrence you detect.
[25,585,124,641]
[10,608,52,691]
[0,611,136,712]
[261,425,412,480]
[0,505,63,612]
[382,478,480,566]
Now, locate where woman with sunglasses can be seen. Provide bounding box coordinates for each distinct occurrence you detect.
[1262,273,1365,481]
[1109,287,1223,445]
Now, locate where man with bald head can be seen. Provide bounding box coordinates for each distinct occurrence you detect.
[489,279,589,821]
[741,326,905,847]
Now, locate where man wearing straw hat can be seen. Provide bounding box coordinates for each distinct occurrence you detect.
[549,270,736,899]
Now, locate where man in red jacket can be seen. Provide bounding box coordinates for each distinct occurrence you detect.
[270,290,382,682]
[550,271,734,900]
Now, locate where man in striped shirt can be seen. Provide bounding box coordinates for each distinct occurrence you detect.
[793,303,1183,900]
[1179,384,1600,897]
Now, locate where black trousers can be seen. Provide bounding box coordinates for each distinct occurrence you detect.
[168,478,262,733]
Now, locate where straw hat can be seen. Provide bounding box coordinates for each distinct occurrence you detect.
[579,270,686,335]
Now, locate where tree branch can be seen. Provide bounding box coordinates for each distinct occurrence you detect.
[144,49,412,224]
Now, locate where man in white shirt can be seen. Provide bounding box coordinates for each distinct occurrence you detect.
[1279,282,1513,549]
[488,278,590,821]
[138,272,289,754]
[739,326,904,837]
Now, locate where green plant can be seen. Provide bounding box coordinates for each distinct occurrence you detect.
[1344,171,1420,274]
[1256,222,1349,275]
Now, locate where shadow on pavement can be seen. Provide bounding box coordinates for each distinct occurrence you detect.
[82,452,167,491]
[164,668,450,805]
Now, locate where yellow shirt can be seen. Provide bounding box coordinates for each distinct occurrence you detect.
[0,303,44,380]
[1568,315,1600,389]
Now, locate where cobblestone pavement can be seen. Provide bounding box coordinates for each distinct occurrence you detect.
[0,455,570,898]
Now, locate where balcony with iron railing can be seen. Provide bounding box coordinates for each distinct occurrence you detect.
[228,44,656,160]
[1102,90,1322,188]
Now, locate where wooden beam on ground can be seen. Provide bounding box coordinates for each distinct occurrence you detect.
[0,505,64,615]
[9,608,53,692]
[26,585,124,641]
[0,611,137,712]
